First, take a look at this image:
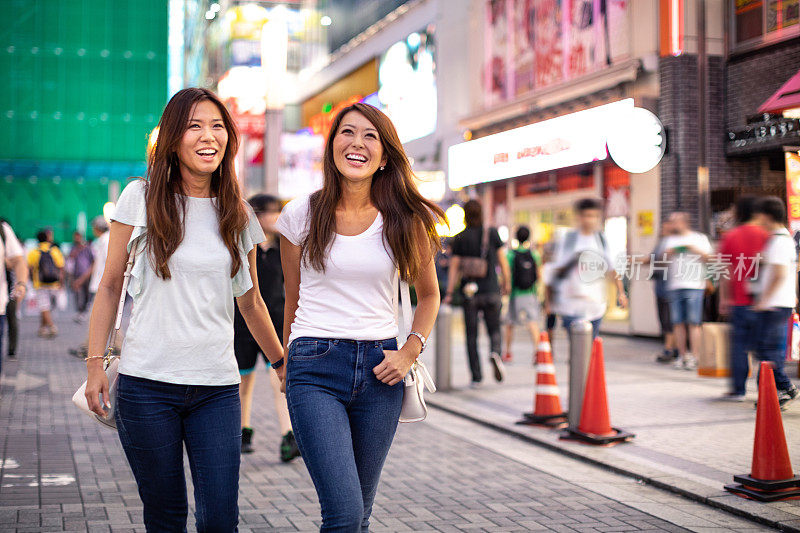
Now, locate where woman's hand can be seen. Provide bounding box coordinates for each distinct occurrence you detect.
[373,346,417,386]
[274,362,286,393]
[85,361,111,417]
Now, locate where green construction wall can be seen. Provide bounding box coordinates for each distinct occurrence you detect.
[1,0,168,242]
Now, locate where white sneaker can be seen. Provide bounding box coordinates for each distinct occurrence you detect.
[673,357,685,370]
[683,354,698,371]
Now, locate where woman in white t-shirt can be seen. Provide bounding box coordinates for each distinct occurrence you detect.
[84,88,284,531]
[276,103,444,532]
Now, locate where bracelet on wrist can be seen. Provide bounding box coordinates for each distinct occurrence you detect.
[270,358,285,370]
[85,355,105,362]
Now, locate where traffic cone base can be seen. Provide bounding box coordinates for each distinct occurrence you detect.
[517,411,567,428]
[559,426,635,446]
[724,482,800,502]
[725,362,800,502]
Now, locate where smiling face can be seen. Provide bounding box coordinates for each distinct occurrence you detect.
[176,99,228,181]
[331,110,387,184]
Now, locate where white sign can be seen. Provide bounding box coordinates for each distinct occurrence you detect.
[607,107,665,174]
[448,100,634,189]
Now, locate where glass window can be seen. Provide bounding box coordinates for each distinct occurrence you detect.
[735,0,764,43]
[767,0,800,32]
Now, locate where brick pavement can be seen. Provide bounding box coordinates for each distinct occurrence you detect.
[0,313,770,532]
[422,315,800,530]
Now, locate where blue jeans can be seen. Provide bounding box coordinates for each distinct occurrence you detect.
[561,316,602,339]
[754,308,794,392]
[729,306,756,395]
[286,338,403,532]
[669,288,705,325]
[115,374,241,532]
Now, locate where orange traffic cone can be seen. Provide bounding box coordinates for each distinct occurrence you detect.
[560,338,634,445]
[725,362,800,501]
[519,332,566,427]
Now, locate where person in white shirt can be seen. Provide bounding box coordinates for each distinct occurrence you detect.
[277,102,444,531]
[0,221,28,377]
[84,88,284,531]
[549,198,627,339]
[662,212,712,371]
[752,196,799,409]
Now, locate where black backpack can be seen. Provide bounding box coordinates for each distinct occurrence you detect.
[512,249,537,290]
[38,247,60,284]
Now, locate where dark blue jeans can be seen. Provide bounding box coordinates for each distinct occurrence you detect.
[115,374,241,532]
[286,338,403,532]
[754,308,794,392]
[729,306,756,396]
[561,315,602,339]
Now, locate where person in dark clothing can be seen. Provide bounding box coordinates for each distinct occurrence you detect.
[444,199,511,388]
[234,194,299,461]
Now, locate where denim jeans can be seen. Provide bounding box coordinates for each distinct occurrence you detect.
[462,292,502,382]
[729,306,756,396]
[669,288,705,325]
[754,308,794,392]
[561,315,602,339]
[286,338,403,532]
[115,374,241,532]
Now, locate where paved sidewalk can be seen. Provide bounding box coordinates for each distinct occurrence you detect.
[0,314,771,532]
[422,313,800,531]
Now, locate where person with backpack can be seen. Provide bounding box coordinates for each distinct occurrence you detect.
[550,198,627,339]
[27,228,65,338]
[502,225,541,363]
[444,199,511,387]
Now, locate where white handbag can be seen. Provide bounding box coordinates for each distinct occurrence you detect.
[72,245,136,430]
[396,277,436,423]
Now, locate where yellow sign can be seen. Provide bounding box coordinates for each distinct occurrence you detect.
[637,210,654,236]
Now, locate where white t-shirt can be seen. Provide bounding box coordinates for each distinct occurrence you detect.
[275,195,398,346]
[0,222,24,315]
[112,180,265,385]
[662,231,712,291]
[551,231,613,321]
[88,230,109,294]
[759,228,798,309]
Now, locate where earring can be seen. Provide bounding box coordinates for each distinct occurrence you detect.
[380,166,385,171]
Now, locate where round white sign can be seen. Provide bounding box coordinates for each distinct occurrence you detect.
[607,107,666,174]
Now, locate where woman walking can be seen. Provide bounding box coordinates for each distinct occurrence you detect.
[84,87,284,531]
[276,102,444,532]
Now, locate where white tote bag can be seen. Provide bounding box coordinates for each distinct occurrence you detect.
[396,276,436,423]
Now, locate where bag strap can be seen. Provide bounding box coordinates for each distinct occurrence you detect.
[480,227,490,258]
[105,242,137,361]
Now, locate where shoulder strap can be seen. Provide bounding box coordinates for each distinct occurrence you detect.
[596,231,607,251]
[105,242,137,361]
[481,227,490,257]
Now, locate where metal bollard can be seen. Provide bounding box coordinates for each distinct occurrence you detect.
[567,320,593,430]
[434,304,453,391]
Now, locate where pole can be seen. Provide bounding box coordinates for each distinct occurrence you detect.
[263,108,282,195]
[697,0,710,235]
[434,304,453,391]
[567,319,593,429]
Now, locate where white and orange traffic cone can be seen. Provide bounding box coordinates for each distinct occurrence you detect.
[519,332,567,427]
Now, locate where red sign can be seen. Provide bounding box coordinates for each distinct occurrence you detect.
[308,95,364,139]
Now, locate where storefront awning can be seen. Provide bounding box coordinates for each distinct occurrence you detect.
[759,69,800,115]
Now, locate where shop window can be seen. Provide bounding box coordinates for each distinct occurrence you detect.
[732,0,799,49]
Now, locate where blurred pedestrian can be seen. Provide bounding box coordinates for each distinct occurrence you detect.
[69,216,111,359]
[502,225,541,364]
[66,230,94,323]
[1,219,23,361]
[642,219,679,363]
[445,199,510,387]
[235,193,299,462]
[27,228,64,338]
[717,195,768,401]
[550,198,627,339]
[0,220,27,376]
[751,196,799,409]
[663,212,712,371]
[84,87,284,531]
[277,102,444,531]
[541,241,559,357]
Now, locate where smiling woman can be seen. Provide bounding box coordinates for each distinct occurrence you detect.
[83,87,285,531]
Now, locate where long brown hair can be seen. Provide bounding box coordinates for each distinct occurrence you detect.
[303,103,445,282]
[144,87,248,279]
